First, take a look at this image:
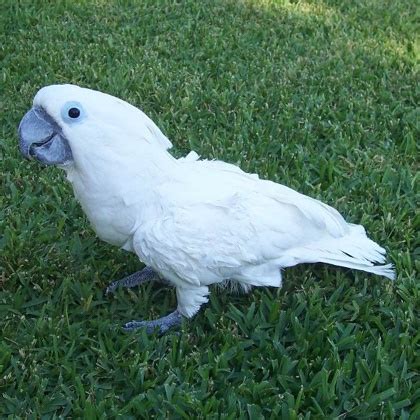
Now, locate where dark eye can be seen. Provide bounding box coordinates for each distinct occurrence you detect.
[68,107,81,119]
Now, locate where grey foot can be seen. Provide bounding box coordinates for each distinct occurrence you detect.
[123,310,182,334]
[105,266,160,295]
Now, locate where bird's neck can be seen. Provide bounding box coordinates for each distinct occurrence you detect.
[67,142,178,189]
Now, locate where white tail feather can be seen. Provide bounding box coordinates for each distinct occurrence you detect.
[317,258,395,280]
[289,224,396,280]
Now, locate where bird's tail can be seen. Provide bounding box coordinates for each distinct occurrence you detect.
[291,224,396,280]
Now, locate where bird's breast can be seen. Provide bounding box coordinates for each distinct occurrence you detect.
[65,168,140,250]
[83,198,136,248]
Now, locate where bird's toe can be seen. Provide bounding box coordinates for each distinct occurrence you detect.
[122,320,162,334]
[122,314,181,334]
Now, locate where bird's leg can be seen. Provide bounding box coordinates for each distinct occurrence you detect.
[123,310,182,334]
[121,286,208,334]
[105,266,163,295]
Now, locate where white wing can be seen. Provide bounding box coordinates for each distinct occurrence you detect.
[133,162,354,289]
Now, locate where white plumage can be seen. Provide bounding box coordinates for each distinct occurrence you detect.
[29,84,395,318]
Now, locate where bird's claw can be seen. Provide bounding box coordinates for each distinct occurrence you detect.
[105,282,117,296]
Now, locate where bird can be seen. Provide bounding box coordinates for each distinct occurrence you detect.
[18,84,395,334]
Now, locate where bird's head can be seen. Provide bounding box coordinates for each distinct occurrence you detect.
[18,84,173,166]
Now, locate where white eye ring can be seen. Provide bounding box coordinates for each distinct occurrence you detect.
[61,101,85,123]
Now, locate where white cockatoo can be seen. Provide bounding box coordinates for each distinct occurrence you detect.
[18,84,395,333]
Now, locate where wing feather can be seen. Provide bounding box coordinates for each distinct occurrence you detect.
[133,163,349,287]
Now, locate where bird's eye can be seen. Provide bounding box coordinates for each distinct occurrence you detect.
[61,101,85,123]
[68,107,80,119]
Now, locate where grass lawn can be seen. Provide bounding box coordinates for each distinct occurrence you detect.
[1,0,418,417]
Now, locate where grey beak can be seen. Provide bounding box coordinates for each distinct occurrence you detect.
[18,107,73,165]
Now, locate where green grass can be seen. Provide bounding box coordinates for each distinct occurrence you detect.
[1,0,418,417]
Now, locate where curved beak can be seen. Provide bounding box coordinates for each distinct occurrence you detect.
[18,107,73,165]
